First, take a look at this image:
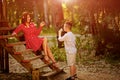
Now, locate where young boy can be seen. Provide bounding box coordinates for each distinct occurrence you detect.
[58,21,77,80]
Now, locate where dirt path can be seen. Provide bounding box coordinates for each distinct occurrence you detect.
[55,62,120,80]
[0,67,120,80]
[0,57,120,80]
[53,71,120,80]
[77,71,120,80]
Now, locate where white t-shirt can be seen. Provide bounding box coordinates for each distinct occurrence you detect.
[58,32,77,54]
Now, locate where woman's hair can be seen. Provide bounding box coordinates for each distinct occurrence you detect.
[65,21,73,30]
[21,12,31,24]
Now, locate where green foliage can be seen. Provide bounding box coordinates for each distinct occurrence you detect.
[7,0,44,27]
[50,38,66,61]
[68,0,120,63]
[8,38,18,43]
[49,36,83,63]
[6,0,120,64]
[94,23,120,64]
[41,26,56,36]
[51,46,66,61]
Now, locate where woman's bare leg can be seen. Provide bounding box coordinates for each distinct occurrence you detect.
[46,45,60,70]
[43,37,56,62]
[46,44,56,62]
[42,37,49,61]
[42,38,59,68]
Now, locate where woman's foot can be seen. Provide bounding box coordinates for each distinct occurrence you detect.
[52,62,61,71]
[44,55,49,62]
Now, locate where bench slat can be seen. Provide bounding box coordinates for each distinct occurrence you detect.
[21,55,43,63]
[6,41,26,47]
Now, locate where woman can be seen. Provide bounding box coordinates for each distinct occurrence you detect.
[12,12,59,70]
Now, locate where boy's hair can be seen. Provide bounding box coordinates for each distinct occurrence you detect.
[65,21,72,30]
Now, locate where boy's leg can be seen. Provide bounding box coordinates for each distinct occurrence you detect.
[70,65,76,76]
[66,65,76,80]
[66,53,77,80]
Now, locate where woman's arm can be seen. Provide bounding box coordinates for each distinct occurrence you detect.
[35,26,43,36]
[35,21,45,36]
[12,24,23,35]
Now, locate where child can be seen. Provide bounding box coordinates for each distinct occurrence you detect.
[58,21,77,80]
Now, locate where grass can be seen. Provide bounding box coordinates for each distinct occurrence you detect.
[8,26,120,65]
[104,54,120,65]
[40,27,56,36]
[40,26,80,36]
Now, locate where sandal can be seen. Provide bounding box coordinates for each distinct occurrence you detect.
[65,76,75,80]
[44,55,50,62]
[65,74,77,80]
[52,62,61,71]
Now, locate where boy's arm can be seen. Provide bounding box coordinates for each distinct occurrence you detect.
[58,29,66,41]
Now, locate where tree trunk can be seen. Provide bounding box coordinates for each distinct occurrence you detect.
[33,0,39,24]
[89,12,97,35]
[1,0,7,20]
[50,0,64,32]
[0,0,9,73]
[44,0,49,27]
[50,0,64,48]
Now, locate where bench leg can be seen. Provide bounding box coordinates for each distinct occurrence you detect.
[32,69,40,80]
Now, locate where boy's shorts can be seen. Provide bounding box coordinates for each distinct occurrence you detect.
[66,53,76,66]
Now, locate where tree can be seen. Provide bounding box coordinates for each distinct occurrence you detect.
[77,0,120,58]
[50,0,64,32]
[43,0,49,27]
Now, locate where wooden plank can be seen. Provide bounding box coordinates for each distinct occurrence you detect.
[39,60,62,72]
[6,41,26,47]
[21,55,44,63]
[4,47,33,72]
[0,47,4,73]
[41,67,66,77]
[32,69,40,80]
[14,52,21,55]
[14,49,33,55]
[0,35,15,39]
[0,27,15,31]
[4,49,9,73]
[32,62,53,70]
[42,71,57,77]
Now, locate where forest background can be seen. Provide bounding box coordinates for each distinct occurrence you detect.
[6,0,120,64]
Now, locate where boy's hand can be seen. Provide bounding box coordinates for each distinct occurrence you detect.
[58,28,63,38]
[59,28,63,33]
[40,21,46,27]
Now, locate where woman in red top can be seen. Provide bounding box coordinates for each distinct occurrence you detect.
[12,12,59,70]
